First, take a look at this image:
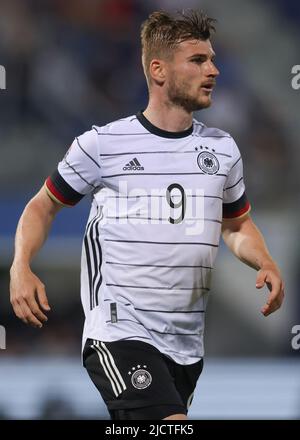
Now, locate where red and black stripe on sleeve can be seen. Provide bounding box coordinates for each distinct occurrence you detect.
[45,170,84,207]
[223,192,251,219]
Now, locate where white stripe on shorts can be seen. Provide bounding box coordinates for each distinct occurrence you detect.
[91,340,121,397]
[100,341,127,391]
[91,340,127,397]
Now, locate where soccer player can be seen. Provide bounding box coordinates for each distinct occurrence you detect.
[10,10,284,420]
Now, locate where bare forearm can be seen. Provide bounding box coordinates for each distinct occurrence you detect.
[13,205,50,267]
[222,217,276,271]
[10,187,63,327]
[12,189,61,268]
[234,235,275,271]
[222,215,284,316]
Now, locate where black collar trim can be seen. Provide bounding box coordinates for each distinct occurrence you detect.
[136,111,193,139]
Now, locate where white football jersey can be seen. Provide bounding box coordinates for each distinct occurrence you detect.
[46,112,250,365]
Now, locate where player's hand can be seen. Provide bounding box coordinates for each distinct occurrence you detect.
[255,264,284,316]
[10,264,51,328]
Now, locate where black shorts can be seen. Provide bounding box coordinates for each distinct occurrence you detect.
[83,338,203,420]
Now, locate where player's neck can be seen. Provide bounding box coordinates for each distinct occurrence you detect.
[143,101,193,133]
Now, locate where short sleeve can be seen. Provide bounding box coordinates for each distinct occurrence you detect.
[45,128,101,206]
[222,138,251,219]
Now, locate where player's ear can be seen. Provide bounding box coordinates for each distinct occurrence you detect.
[149,59,166,85]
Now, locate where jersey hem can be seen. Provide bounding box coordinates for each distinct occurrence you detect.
[82,334,203,366]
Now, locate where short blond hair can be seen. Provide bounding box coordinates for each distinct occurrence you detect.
[140,10,216,86]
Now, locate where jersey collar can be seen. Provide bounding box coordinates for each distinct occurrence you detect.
[136,111,193,139]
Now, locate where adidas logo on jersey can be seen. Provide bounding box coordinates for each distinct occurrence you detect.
[123,158,144,171]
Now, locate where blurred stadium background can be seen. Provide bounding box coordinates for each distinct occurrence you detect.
[0,0,299,419]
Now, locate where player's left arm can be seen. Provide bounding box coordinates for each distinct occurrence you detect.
[222,213,285,316]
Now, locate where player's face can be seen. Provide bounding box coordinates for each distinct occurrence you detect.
[165,39,219,112]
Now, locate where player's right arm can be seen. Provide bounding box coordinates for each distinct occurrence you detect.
[10,186,63,328]
[10,127,101,327]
